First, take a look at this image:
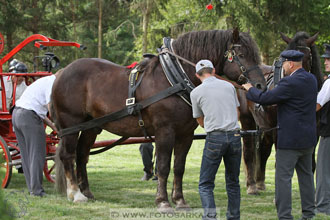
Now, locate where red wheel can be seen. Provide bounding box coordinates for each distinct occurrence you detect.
[0,32,4,54]
[43,156,55,183]
[0,136,12,188]
[43,120,59,183]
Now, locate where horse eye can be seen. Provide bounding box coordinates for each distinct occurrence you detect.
[239,54,245,58]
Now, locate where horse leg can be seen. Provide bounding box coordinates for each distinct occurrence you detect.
[256,132,273,191]
[60,134,88,202]
[155,128,175,213]
[241,117,258,195]
[76,129,98,199]
[171,134,193,211]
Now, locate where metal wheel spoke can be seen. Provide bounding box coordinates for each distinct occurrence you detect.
[48,164,55,173]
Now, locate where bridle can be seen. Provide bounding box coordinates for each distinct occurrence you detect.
[224,44,260,84]
[296,45,312,72]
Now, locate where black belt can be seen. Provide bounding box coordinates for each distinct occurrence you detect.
[207,130,240,135]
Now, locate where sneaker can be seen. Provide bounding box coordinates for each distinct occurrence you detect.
[141,172,153,181]
[152,175,158,181]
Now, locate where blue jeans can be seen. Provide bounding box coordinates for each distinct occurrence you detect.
[199,131,242,220]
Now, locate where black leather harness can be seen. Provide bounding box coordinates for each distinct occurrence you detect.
[157,37,195,105]
[59,41,195,154]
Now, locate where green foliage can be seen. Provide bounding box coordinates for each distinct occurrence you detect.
[0,0,329,68]
[223,0,330,64]
[0,164,14,220]
[2,130,329,219]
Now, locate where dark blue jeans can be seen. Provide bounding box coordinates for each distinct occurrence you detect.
[199,131,242,220]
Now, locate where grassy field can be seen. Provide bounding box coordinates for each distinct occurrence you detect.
[1,128,329,220]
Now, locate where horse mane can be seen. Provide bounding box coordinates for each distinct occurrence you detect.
[286,31,323,90]
[171,29,261,73]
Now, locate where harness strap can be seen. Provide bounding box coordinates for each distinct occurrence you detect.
[58,83,185,137]
[127,67,145,115]
[159,48,196,68]
[137,109,154,140]
[89,136,129,155]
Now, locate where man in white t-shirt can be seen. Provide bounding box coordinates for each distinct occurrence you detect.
[315,43,330,215]
[12,73,58,197]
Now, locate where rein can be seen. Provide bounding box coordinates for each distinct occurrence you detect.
[158,49,196,68]
[158,47,244,90]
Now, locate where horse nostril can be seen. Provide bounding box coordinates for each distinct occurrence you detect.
[255,83,266,91]
[255,83,262,90]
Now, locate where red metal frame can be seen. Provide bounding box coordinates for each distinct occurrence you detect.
[0,34,83,112]
[0,33,4,54]
[0,33,84,188]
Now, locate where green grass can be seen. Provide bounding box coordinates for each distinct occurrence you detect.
[1,128,329,220]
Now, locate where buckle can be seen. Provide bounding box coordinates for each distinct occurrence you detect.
[138,120,144,127]
[126,98,135,106]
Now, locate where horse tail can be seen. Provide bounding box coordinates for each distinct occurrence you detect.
[55,140,67,194]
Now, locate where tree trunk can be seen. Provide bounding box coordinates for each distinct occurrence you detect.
[142,0,152,54]
[5,32,13,55]
[70,0,78,59]
[98,0,102,58]
[31,0,39,68]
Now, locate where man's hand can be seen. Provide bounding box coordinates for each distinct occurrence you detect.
[196,116,204,128]
[242,83,253,91]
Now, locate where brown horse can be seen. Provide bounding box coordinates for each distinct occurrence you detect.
[239,31,322,195]
[52,29,266,211]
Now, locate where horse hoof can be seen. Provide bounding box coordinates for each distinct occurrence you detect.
[256,182,266,191]
[73,191,88,203]
[157,201,174,213]
[247,185,259,195]
[174,199,191,211]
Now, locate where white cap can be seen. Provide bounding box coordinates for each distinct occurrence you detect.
[195,59,214,73]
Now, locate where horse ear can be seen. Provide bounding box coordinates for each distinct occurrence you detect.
[306,32,319,46]
[280,32,291,44]
[232,27,240,43]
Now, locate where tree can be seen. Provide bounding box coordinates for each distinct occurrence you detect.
[223,0,330,64]
[0,0,22,54]
[98,0,103,58]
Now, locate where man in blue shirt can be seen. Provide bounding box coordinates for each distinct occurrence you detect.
[243,50,317,220]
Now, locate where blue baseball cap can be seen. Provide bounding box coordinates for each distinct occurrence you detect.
[280,50,304,62]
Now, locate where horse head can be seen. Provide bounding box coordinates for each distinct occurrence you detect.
[280,31,323,89]
[171,28,267,91]
[222,28,267,91]
[281,32,318,72]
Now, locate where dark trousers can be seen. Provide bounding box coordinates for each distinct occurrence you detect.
[199,131,241,220]
[139,143,154,173]
[275,148,315,220]
[12,107,46,196]
[316,136,330,215]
